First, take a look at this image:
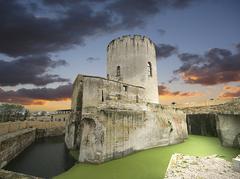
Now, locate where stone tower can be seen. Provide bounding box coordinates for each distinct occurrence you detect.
[107,35,159,104]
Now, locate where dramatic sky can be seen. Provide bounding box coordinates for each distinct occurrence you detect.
[0,0,239,111]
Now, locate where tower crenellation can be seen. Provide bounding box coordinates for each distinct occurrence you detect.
[107,35,155,51]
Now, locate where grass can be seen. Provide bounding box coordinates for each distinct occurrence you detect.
[55,135,239,179]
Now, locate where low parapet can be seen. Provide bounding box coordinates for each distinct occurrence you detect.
[74,74,145,89]
[181,97,240,115]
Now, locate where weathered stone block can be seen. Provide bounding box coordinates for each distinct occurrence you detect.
[232,155,240,172]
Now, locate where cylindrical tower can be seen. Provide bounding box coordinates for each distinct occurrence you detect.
[107,35,159,104]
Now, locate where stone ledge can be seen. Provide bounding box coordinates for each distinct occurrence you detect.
[0,169,43,179]
[0,128,36,142]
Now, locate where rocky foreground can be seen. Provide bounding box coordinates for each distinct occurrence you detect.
[165,153,240,179]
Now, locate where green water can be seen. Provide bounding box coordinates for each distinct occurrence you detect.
[55,135,239,179]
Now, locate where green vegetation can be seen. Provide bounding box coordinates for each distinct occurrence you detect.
[0,103,29,122]
[56,135,239,179]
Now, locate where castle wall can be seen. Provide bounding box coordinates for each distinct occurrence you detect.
[0,122,66,168]
[216,114,240,148]
[0,129,36,168]
[65,35,189,163]
[65,75,146,149]
[185,113,240,148]
[107,35,159,104]
[65,75,188,163]
[78,106,187,163]
[0,121,65,136]
[70,75,146,109]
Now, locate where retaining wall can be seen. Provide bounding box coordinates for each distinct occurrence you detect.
[217,114,240,148]
[0,121,65,168]
[0,121,65,136]
[0,128,36,168]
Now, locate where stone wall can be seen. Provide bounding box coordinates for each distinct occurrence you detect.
[65,74,146,150]
[0,121,65,136]
[30,114,69,122]
[36,126,65,138]
[0,121,66,169]
[181,97,240,115]
[182,98,240,148]
[0,128,36,168]
[65,74,188,163]
[66,104,187,163]
[217,114,240,148]
[72,75,146,110]
[186,113,240,148]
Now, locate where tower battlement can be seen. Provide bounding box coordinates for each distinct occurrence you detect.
[107,34,155,51]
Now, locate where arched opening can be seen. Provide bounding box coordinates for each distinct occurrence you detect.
[147,62,152,77]
[116,66,120,77]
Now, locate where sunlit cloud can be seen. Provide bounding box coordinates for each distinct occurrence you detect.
[173,45,240,85]
[219,85,240,98]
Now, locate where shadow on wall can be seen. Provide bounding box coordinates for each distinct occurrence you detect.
[186,114,218,137]
[233,133,240,147]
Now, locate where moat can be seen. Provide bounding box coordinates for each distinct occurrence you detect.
[4,136,75,178]
[57,135,239,179]
[1,135,239,178]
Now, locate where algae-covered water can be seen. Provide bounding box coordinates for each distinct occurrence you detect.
[55,135,239,179]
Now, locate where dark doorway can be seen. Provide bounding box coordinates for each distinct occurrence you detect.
[187,114,218,137]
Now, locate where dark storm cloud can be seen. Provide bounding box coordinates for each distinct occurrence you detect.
[176,53,203,72]
[0,0,114,57]
[0,0,196,57]
[0,55,69,86]
[158,85,202,97]
[0,0,197,86]
[86,57,100,63]
[42,0,107,5]
[0,84,72,105]
[107,0,195,28]
[155,44,178,59]
[174,45,240,85]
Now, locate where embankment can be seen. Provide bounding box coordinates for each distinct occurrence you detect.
[0,121,65,168]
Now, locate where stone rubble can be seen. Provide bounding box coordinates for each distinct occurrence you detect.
[165,153,240,179]
[233,155,240,172]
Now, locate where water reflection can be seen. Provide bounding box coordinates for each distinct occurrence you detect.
[4,136,75,178]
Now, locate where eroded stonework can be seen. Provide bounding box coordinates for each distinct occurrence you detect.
[183,98,240,148]
[65,35,188,163]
